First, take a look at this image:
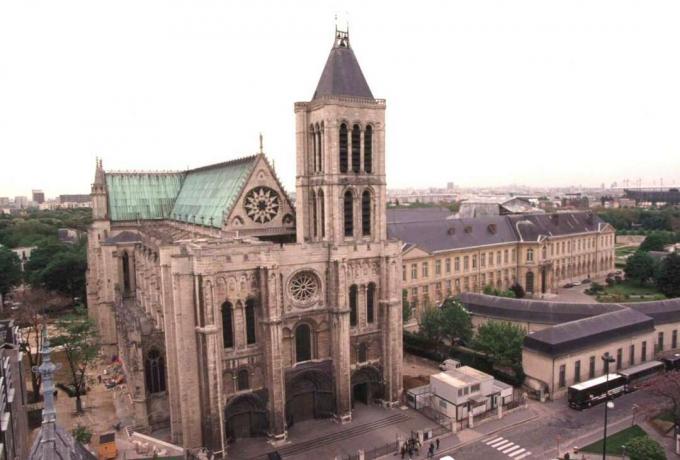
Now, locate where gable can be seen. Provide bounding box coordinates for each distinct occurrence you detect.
[402,244,431,260]
[224,155,295,233]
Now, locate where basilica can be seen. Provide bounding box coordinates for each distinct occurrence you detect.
[86,28,403,453]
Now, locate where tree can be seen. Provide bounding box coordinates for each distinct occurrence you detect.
[38,250,87,300]
[0,247,22,299]
[472,321,526,371]
[419,307,444,353]
[23,241,68,285]
[640,232,672,252]
[509,283,525,299]
[402,289,412,322]
[624,250,657,285]
[439,298,473,345]
[656,252,680,298]
[72,424,93,445]
[626,436,666,460]
[643,372,680,426]
[52,306,100,413]
[12,288,69,402]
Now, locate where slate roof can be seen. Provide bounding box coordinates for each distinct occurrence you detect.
[523,308,654,357]
[387,215,517,253]
[386,207,454,224]
[313,31,373,100]
[460,292,622,325]
[631,298,680,324]
[103,231,141,244]
[507,212,606,242]
[105,155,260,229]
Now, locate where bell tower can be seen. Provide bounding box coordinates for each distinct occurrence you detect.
[295,27,387,245]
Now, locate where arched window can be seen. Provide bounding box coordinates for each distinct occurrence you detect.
[316,126,323,172]
[318,189,325,238]
[526,272,535,293]
[309,124,316,172]
[344,191,354,237]
[358,343,368,363]
[145,349,166,394]
[366,283,375,324]
[527,249,534,262]
[351,124,361,173]
[222,301,234,348]
[310,190,317,239]
[349,285,358,327]
[237,368,249,391]
[339,123,348,173]
[364,125,373,173]
[245,299,256,345]
[361,190,371,237]
[295,323,312,362]
[122,252,131,294]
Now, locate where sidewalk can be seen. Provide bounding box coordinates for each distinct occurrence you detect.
[379,406,539,459]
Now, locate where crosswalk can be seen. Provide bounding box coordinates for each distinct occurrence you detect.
[483,436,532,459]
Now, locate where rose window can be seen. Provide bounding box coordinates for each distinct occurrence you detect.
[244,187,280,223]
[289,272,319,303]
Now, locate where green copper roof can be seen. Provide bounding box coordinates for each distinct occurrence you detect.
[170,156,257,228]
[106,173,185,221]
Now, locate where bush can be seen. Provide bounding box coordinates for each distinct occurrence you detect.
[627,435,666,460]
[509,283,525,299]
[72,424,93,445]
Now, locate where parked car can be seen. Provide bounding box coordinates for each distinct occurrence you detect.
[582,279,591,284]
[572,281,582,286]
[440,456,456,460]
[562,283,575,288]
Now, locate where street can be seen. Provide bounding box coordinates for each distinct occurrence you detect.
[443,389,663,459]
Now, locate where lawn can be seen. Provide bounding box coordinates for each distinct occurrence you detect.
[592,280,666,303]
[581,425,649,456]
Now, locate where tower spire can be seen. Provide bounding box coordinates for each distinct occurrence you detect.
[259,132,264,154]
[36,327,57,442]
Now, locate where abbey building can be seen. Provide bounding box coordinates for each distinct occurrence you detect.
[86,28,403,452]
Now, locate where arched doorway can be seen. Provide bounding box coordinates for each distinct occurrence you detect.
[285,369,334,426]
[224,393,268,442]
[351,366,382,407]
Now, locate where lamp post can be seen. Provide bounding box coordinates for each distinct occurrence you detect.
[602,352,616,460]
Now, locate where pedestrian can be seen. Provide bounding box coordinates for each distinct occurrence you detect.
[428,442,434,458]
[400,445,405,459]
[436,438,440,450]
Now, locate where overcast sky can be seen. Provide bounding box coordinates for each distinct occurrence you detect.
[1,1,679,198]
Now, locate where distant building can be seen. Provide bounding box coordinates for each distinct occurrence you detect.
[10,246,36,271]
[58,194,92,208]
[0,197,9,206]
[58,228,83,244]
[13,196,28,209]
[32,190,45,204]
[457,197,543,218]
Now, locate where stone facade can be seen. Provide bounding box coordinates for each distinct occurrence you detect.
[86,28,403,454]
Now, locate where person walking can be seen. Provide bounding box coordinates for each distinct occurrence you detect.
[428,442,435,458]
[436,438,440,450]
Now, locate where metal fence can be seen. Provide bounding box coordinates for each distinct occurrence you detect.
[339,441,399,460]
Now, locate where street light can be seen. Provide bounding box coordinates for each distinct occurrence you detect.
[602,352,616,460]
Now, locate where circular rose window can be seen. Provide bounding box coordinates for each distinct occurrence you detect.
[244,186,280,223]
[289,271,319,304]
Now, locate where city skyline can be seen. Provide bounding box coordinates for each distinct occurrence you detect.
[1,1,680,197]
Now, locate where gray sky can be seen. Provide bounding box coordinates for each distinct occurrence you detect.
[1,1,679,198]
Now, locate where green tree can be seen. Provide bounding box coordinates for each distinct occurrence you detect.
[626,436,666,460]
[509,283,525,299]
[0,247,22,298]
[624,250,657,284]
[640,232,672,252]
[419,307,445,355]
[52,307,100,413]
[71,424,93,445]
[439,298,473,345]
[472,321,526,371]
[656,252,680,298]
[402,289,412,322]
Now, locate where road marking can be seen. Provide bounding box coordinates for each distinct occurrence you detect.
[500,443,518,453]
[489,438,508,448]
[503,445,522,454]
[508,448,526,457]
[514,452,532,460]
[494,440,512,449]
[484,436,503,445]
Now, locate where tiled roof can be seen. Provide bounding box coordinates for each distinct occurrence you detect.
[523,308,654,357]
[386,207,454,224]
[631,298,680,324]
